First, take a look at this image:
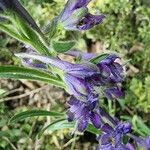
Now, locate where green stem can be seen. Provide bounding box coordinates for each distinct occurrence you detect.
[71,133,77,150]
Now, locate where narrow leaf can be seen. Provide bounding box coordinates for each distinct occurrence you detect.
[39,119,74,137]
[86,124,101,135]
[0,89,6,96]
[90,54,109,64]
[0,66,65,88]
[39,119,101,137]
[0,131,10,138]
[52,40,75,53]
[9,110,64,124]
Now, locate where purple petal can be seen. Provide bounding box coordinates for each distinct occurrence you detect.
[77,117,88,132]
[98,64,111,78]
[87,93,98,110]
[64,74,89,98]
[110,63,124,82]
[68,96,80,105]
[60,0,91,21]
[66,110,74,122]
[117,122,131,134]
[125,144,135,150]
[100,54,119,64]
[104,87,124,99]
[98,133,110,145]
[90,112,101,129]
[138,136,150,149]
[97,143,112,150]
[101,123,113,133]
[77,13,105,30]
[87,100,97,110]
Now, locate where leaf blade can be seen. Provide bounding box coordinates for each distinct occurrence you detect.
[0,66,65,88]
[52,40,75,53]
[9,110,64,124]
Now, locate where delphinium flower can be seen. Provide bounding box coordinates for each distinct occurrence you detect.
[57,0,105,30]
[15,53,100,100]
[138,136,150,150]
[128,134,150,150]
[65,50,124,100]
[97,122,132,150]
[67,93,101,132]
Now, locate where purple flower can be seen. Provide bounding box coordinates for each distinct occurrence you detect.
[59,0,105,30]
[97,122,131,150]
[65,50,124,84]
[65,50,124,99]
[67,94,101,132]
[97,54,124,84]
[104,87,124,100]
[15,53,100,98]
[130,135,150,150]
[138,136,150,150]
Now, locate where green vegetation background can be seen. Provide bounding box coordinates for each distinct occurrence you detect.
[0,0,150,149]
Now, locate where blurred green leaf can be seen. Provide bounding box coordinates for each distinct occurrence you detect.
[90,54,109,64]
[118,99,126,110]
[0,89,6,97]
[52,40,75,53]
[86,124,101,135]
[0,66,65,88]
[132,115,150,136]
[9,110,64,124]
[39,119,101,137]
[0,131,10,138]
[38,119,74,137]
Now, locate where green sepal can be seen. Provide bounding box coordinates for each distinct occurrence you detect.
[90,54,109,64]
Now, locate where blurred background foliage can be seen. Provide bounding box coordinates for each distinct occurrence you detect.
[0,0,150,149]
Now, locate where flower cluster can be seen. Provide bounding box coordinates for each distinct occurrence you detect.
[67,94,101,132]
[12,0,150,149]
[97,122,131,150]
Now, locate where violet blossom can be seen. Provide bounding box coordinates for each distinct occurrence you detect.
[65,50,124,99]
[67,94,101,132]
[58,0,105,30]
[97,122,131,150]
[15,53,100,99]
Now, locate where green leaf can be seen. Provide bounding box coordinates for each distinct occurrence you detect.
[44,18,58,39]
[0,131,10,138]
[86,124,101,135]
[0,89,6,96]
[9,110,64,124]
[90,54,109,64]
[0,24,27,43]
[39,119,74,137]
[0,66,65,88]
[52,40,75,53]
[118,99,126,110]
[39,119,100,137]
[132,115,150,136]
